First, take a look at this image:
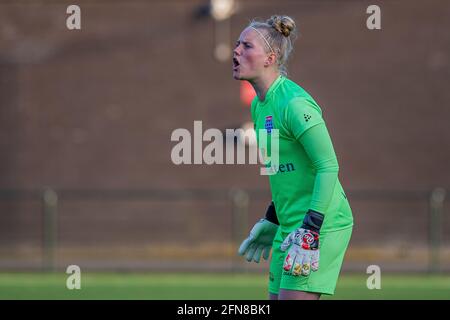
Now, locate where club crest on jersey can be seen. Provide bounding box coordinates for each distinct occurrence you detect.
[265,115,274,134]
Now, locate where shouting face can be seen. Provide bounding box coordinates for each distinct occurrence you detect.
[232,27,274,81]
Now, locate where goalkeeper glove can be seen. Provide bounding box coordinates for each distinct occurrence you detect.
[280,209,324,276]
[238,202,279,263]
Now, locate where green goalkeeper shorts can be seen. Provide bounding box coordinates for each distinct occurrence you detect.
[269,226,353,296]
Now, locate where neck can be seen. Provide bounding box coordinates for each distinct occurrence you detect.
[250,72,280,102]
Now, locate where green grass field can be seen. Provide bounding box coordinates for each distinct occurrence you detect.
[0,272,449,300]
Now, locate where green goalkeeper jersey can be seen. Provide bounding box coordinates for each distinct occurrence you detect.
[251,75,354,234]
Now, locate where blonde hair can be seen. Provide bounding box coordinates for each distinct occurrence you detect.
[248,15,298,76]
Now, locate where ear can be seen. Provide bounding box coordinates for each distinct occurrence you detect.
[264,53,277,67]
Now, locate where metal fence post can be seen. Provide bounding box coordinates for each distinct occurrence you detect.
[230,188,249,272]
[42,188,58,271]
[429,187,446,273]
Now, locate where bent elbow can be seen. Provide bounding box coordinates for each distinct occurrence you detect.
[315,157,339,173]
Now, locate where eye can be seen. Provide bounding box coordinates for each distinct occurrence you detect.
[244,42,251,48]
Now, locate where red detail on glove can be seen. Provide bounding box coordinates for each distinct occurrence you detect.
[301,230,319,250]
[284,254,292,271]
[303,232,315,244]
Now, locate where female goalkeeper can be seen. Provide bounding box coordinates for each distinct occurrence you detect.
[234,15,354,300]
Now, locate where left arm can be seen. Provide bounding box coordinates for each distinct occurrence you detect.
[299,122,339,215]
[281,98,340,276]
[285,97,339,217]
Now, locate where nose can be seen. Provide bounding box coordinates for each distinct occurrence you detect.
[233,44,242,56]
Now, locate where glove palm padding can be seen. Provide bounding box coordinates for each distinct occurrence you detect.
[238,219,278,263]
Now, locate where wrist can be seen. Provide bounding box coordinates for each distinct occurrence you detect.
[264,201,279,225]
[301,209,324,233]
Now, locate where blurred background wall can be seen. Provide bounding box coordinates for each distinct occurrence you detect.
[0,0,449,272]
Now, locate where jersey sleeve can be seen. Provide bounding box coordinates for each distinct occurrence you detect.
[285,97,325,140]
[299,122,339,214]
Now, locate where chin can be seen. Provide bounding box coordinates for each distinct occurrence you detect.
[233,71,250,81]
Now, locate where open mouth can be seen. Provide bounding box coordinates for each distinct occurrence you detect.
[233,57,240,70]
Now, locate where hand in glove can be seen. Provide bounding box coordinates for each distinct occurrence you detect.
[238,202,279,263]
[280,210,324,276]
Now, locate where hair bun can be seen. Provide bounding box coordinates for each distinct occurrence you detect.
[267,15,296,37]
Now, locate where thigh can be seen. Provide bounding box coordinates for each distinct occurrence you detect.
[268,228,285,296]
[278,289,321,300]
